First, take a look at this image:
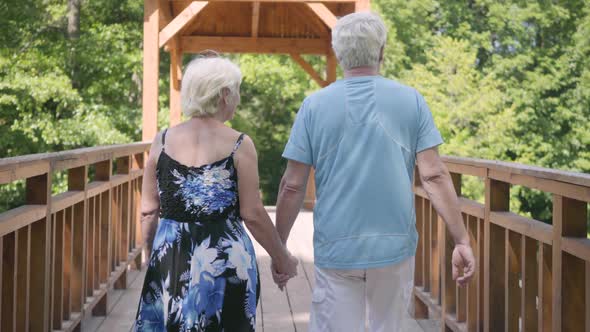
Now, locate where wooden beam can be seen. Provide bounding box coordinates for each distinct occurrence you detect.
[355,0,370,11]
[290,54,327,87]
[169,38,182,126]
[171,0,356,2]
[327,51,337,83]
[251,2,260,37]
[159,1,208,48]
[293,3,330,38]
[143,0,160,142]
[181,36,329,55]
[306,3,338,29]
[158,0,173,30]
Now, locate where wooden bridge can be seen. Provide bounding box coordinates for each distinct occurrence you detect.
[1,144,589,331]
[1,0,589,331]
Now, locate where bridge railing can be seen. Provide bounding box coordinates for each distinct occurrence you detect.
[0,142,150,332]
[413,156,590,332]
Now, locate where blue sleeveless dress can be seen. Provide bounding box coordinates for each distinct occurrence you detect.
[134,131,260,332]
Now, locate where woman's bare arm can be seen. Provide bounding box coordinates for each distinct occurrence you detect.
[235,135,297,277]
[140,132,163,259]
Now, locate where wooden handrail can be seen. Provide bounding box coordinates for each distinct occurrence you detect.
[413,156,589,332]
[0,143,149,332]
[1,146,588,331]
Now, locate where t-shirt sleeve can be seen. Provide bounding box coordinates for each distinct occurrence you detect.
[282,99,313,165]
[416,92,444,152]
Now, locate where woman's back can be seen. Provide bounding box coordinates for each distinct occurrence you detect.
[135,120,260,331]
[162,118,242,169]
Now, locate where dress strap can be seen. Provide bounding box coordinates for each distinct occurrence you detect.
[161,129,168,151]
[231,133,246,156]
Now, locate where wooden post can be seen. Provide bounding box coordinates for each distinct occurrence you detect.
[303,169,316,210]
[484,178,509,332]
[26,172,51,332]
[355,0,370,11]
[554,196,587,331]
[539,243,553,331]
[68,166,87,314]
[15,227,30,332]
[143,0,160,141]
[302,51,338,209]
[2,232,16,332]
[52,211,65,329]
[521,236,538,331]
[327,51,337,84]
[505,230,521,331]
[169,38,182,127]
[441,173,461,329]
[430,205,440,302]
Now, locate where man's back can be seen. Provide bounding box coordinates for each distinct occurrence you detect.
[282,75,443,269]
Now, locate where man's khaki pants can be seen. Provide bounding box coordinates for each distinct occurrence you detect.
[309,256,415,332]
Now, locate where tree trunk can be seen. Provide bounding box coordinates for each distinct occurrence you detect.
[67,0,81,39]
[68,0,81,88]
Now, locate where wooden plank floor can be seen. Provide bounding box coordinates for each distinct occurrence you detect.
[83,208,440,332]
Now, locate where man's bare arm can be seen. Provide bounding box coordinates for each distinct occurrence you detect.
[275,160,311,244]
[416,147,469,245]
[417,147,474,286]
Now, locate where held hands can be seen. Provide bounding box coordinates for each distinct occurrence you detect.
[271,249,298,291]
[452,244,476,287]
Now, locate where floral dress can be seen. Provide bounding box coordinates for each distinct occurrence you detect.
[134,131,259,332]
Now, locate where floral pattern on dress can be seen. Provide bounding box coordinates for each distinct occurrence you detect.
[171,161,237,216]
[134,133,259,332]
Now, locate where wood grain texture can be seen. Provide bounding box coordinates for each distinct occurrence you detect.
[290,54,327,87]
[143,0,160,141]
[159,1,208,47]
[181,36,329,55]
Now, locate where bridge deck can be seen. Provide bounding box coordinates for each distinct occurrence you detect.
[82,209,440,332]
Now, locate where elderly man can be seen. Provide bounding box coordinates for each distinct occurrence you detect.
[273,12,475,332]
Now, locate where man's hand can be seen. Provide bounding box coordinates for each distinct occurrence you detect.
[271,262,291,291]
[271,252,299,290]
[452,244,475,287]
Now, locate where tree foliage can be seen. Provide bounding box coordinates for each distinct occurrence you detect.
[0,0,588,222]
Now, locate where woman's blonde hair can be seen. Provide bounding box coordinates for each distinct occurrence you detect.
[181,56,242,118]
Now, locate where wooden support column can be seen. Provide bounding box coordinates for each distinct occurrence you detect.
[303,170,316,210]
[170,38,182,127]
[484,178,509,332]
[68,167,87,314]
[26,171,51,332]
[327,51,337,83]
[290,54,327,87]
[355,0,370,11]
[302,51,338,209]
[143,0,160,141]
[441,173,461,329]
[554,196,587,332]
[252,2,260,37]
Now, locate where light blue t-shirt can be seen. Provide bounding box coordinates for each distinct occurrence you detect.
[282,76,444,269]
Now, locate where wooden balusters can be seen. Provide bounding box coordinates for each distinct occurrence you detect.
[0,144,148,331]
[411,157,590,332]
[521,236,538,331]
[556,196,587,331]
[2,232,16,332]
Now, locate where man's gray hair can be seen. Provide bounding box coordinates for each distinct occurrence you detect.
[331,12,388,70]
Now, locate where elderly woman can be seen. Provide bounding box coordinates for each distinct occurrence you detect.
[134,56,297,331]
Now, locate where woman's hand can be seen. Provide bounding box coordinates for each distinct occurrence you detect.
[271,250,298,290]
